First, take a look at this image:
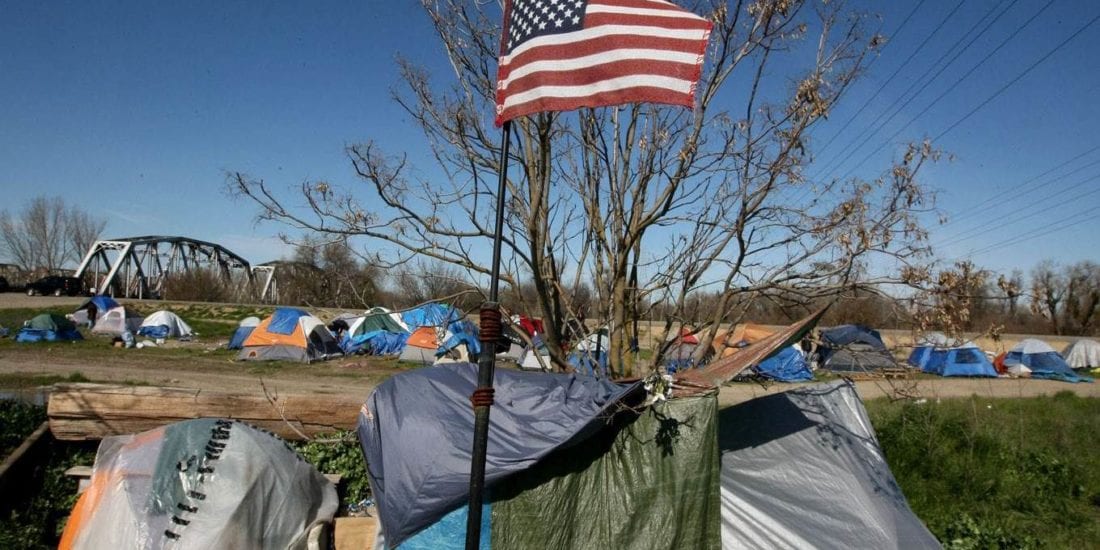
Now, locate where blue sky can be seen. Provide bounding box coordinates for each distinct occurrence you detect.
[1,1,1099,277]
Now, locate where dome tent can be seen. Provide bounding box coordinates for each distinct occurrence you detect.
[70,296,121,326]
[817,325,896,373]
[919,341,998,378]
[1063,339,1100,370]
[1003,339,1092,383]
[906,332,950,370]
[138,310,194,339]
[237,308,342,363]
[59,419,337,550]
[91,306,144,336]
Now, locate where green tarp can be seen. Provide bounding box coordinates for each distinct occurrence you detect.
[490,393,721,549]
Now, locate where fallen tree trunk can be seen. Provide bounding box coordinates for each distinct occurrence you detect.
[48,383,363,441]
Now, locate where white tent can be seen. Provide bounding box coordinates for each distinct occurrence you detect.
[91,306,144,336]
[1063,339,1100,370]
[138,310,194,339]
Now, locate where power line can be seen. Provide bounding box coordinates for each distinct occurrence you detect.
[834,0,1064,183]
[936,173,1100,249]
[954,209,1098,260]
[936,144,1100,230]
[814,0,1013,181]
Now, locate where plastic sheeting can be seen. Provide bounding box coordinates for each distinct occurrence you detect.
[718,381,940,549]
[356,363,639,548]
[16,327,82,342]
[60,418,337,550]
[491,394,721,550]
[401,303,462,329]
[1064,339,1100,369]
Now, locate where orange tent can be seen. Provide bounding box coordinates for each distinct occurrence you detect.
[713,323,776,358]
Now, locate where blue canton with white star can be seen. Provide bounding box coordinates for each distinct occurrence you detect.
[507,0,588,54]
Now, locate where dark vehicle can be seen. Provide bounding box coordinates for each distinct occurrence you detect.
[26,276,84,297]
[0,276,8,293]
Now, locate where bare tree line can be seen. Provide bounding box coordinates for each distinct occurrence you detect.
[0,195,106,276]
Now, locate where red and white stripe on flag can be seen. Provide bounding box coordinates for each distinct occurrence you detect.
[495,0,713,126]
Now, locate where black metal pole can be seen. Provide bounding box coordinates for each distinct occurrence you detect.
[465,120,511,550]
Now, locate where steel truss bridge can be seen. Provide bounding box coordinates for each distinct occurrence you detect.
[74,236,281,303]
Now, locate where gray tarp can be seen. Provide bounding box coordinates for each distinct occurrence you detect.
[719,381,939,549]
[357,362,639,548]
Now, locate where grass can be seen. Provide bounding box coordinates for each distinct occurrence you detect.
[867,392,1100,548]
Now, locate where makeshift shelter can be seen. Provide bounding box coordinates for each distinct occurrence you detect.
[401,303,462,329]
[70,296,121,326]
[60,418,337,550]
[664,341,700,373]
[917,341,998,378]
[751,345,814,382]
[137,310,194,339]
[16,313,83,343]
[518,335,553,371]
[1063,339,1100,370]
[237,308,342,363]
[1003,339,1092,383]
[817,325,896,373]
[357,364,935,549]
[91,306,144,336]
[227,316,260,350]
[342,307,410,355]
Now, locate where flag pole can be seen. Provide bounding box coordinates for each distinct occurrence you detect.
[466,119,511,549]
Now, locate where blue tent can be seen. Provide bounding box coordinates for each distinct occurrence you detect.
[267,308,310,334]
[818,325,895,372]
[342,330,410,355]
[1004,339,1093,383]
[921,343,997,378]
[755,346,814,382]
[906,332,949,370]
[227,317,261,350]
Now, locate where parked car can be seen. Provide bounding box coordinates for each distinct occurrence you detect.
[0,276,8,293]
[26,275,84,296]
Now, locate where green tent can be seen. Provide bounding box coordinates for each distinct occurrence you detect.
[349,307,407,336]
[27,313,76,332]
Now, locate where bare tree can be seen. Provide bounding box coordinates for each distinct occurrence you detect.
[0,196,106,272]
[1030,260,1066,335]
[229,0,937,373]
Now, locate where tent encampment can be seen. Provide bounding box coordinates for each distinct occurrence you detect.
[137,310,194,339]
[237,308,342,363]
[342,307,410,355]
[713,323,775,358]
[59,418,337,550]
[357,367,936,549]
[1063,339,1100,370]
[91,306,144,336]
[751,345,814,382]
[817,325,896,373]
[1003,339,1092,383]
[70,296,121,327]
[227,316,261,350]
[16,313,83,342]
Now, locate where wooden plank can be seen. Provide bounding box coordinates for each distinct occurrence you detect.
[48,383,364,441]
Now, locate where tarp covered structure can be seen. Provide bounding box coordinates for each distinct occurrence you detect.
[16,313,83,342]
[60,418,337,550]
[713,323,775,358]
[137,310,194,339]
[718,381,939,548]
[1063,339,1100,370]
[818,324,897,373]
[357,363,641,547]
[91,306,144,336]
[1003,339,1092,383]
[237,308,342,363]
[752,345,814,382]
[359,364,936,549]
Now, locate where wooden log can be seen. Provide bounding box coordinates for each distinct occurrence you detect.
[48,383,364,441]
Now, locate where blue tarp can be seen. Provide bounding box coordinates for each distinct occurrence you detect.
[137,325,169,339]
[569,350,608,378]
[227,326,254,350]
[921,345,998,377]
[755,346,814,382]
[267,308,309,335]
[84,295,120,312]
[343,330,409,355]
[357,363,639,547]
[401,304,462,329]
[16,328,83,342]
[1004,350,1093,383]
[441,319,481,357]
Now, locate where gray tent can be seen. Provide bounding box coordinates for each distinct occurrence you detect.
[719,381,939,548]
[61,418,337,549]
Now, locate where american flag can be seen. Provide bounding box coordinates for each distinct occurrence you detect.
[495,0,713,126]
